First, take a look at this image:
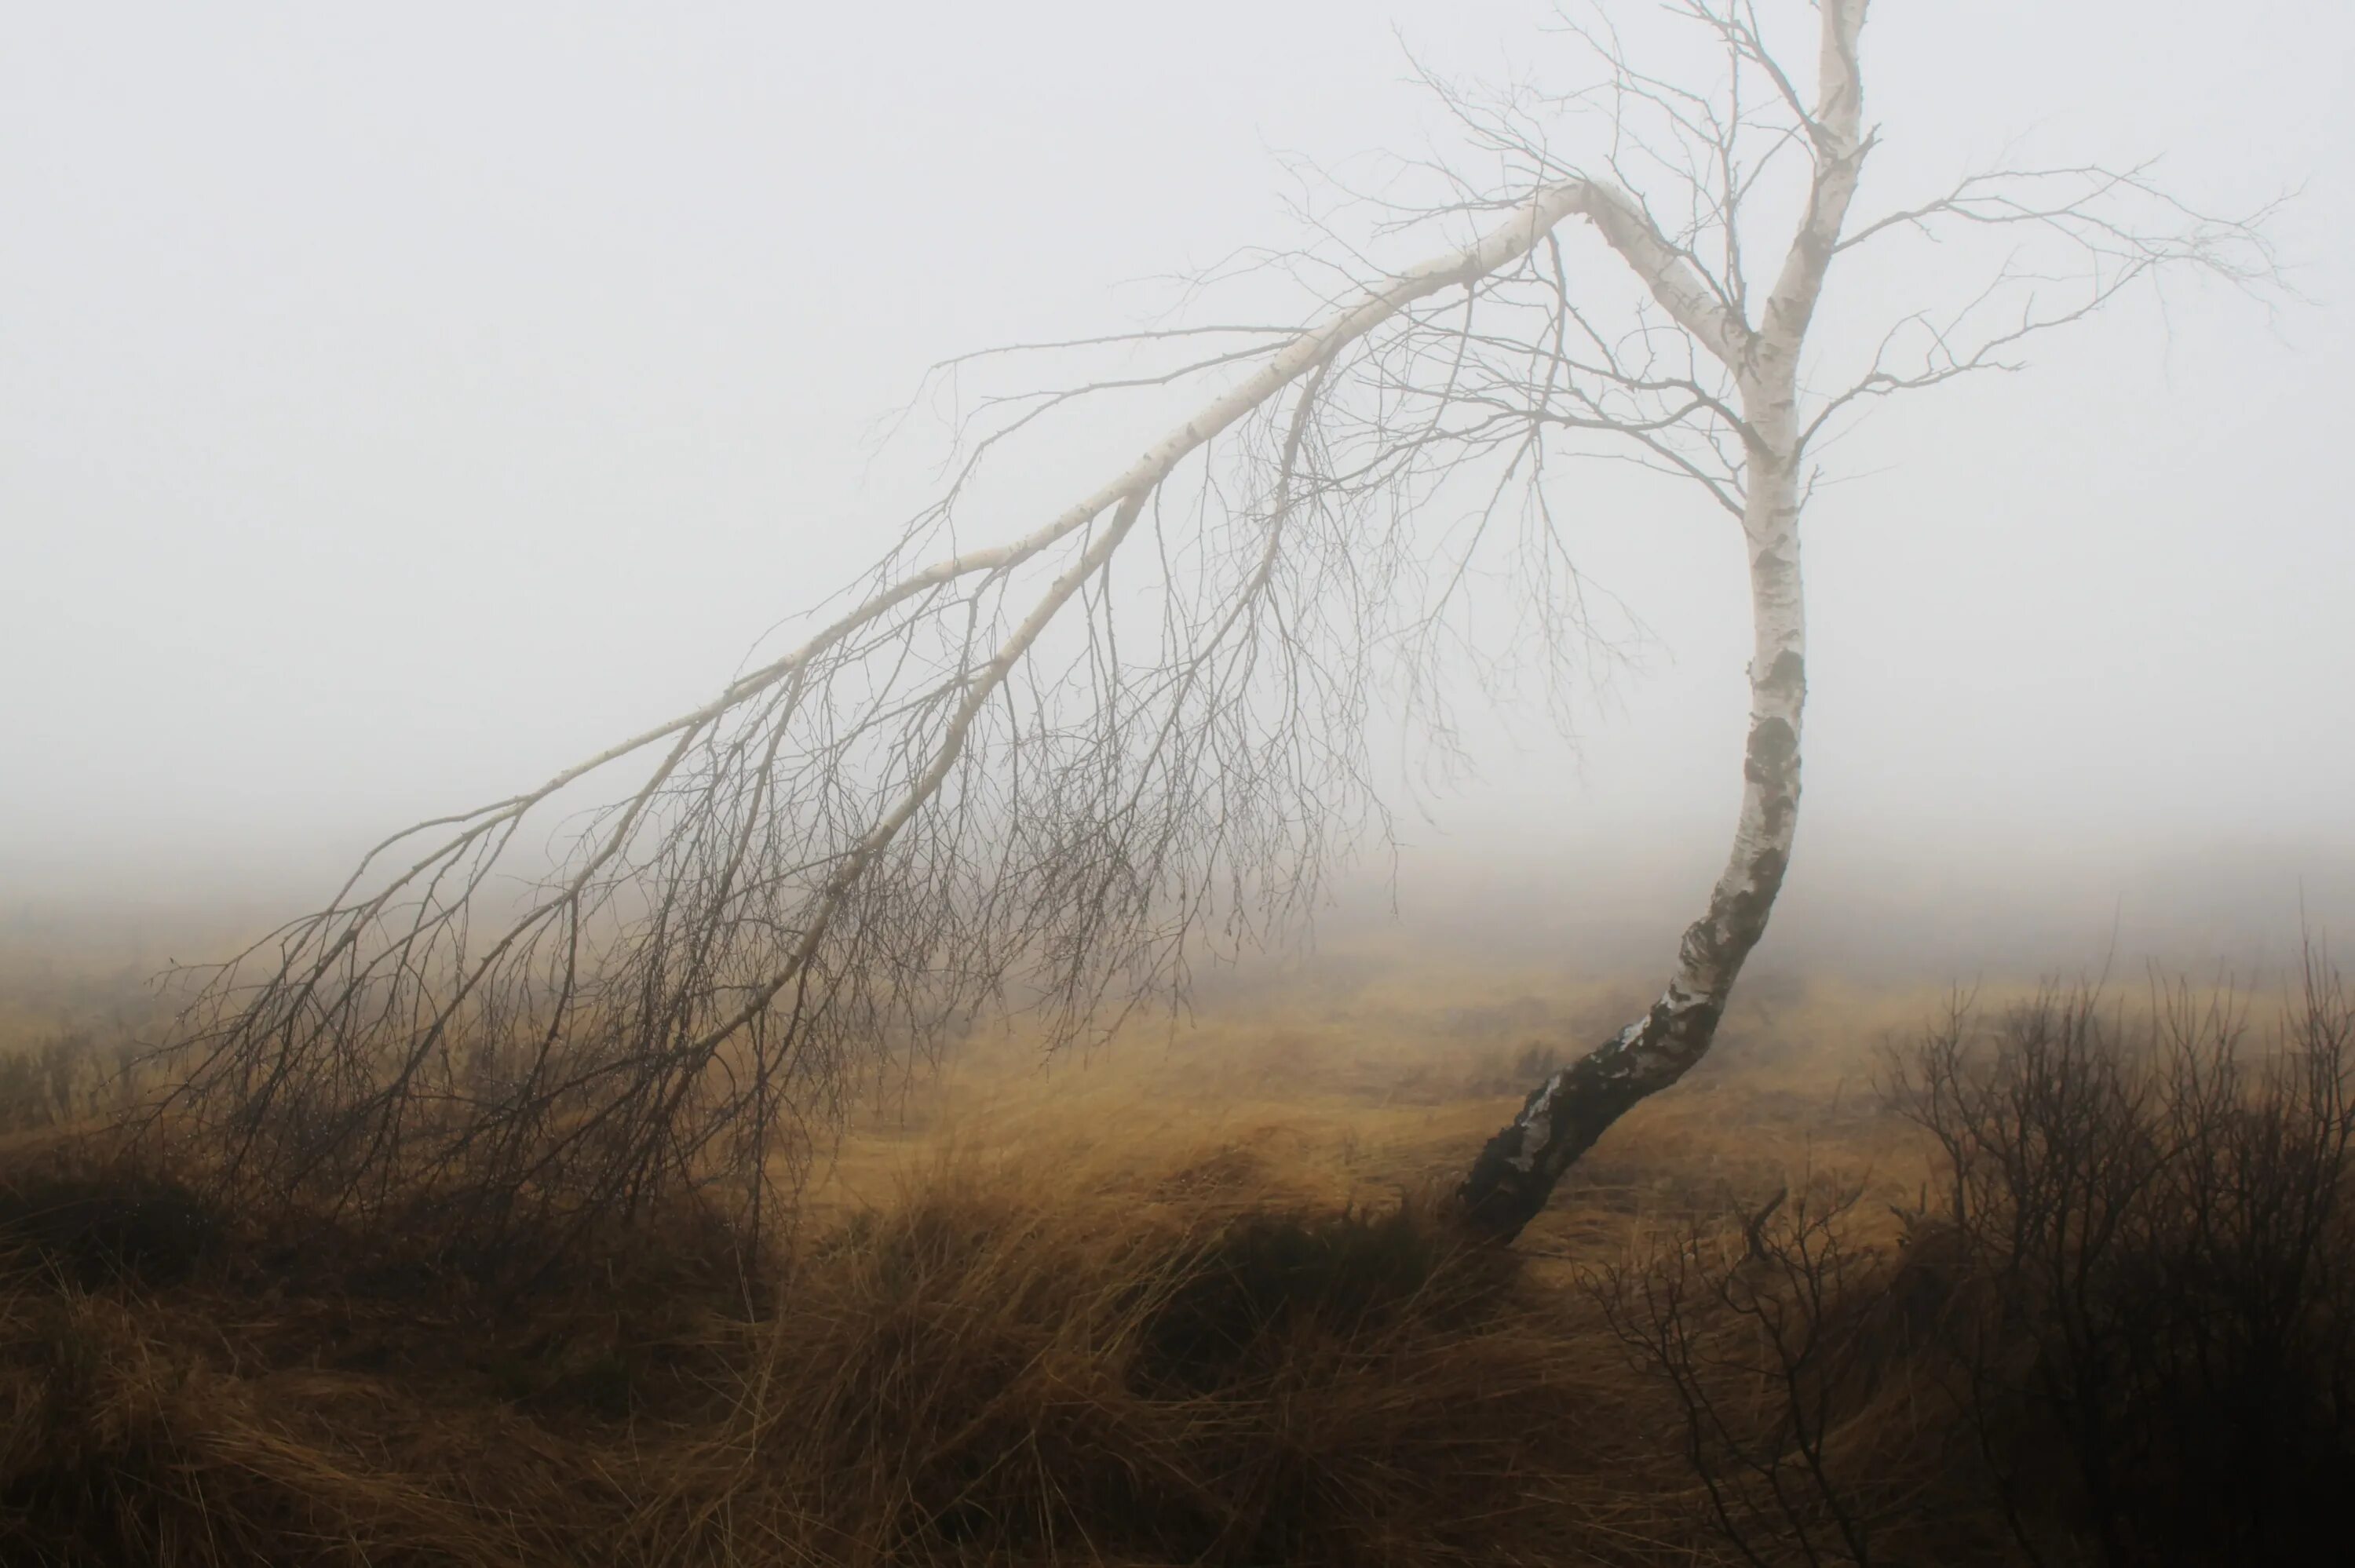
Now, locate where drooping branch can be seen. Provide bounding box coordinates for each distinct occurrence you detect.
[146,172,1681,1249]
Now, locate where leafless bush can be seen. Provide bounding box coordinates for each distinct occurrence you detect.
[1886,957,2355,1566]
[1594,957,2355,1567]
[1592,1177,1951,1566]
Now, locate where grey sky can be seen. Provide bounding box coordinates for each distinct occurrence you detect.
[3,2,2350,932]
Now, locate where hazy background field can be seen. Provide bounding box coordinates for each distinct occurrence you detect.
[9,823,2349,1078]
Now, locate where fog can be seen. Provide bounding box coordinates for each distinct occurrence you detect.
[4,2,2351,978]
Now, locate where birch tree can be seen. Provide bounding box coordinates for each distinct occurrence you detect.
[150,0,2271,1256]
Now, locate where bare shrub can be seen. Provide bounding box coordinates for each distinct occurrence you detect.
[1885,958,2355,1566]
[1590,957,2355,1568]
[1592,1177,1958,1566]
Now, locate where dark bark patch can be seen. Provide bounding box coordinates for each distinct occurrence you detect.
[1743,717,1800,789]
[1759,648,1806,699]
[1456,1008,1721,1241]
[1714,848,1790,950]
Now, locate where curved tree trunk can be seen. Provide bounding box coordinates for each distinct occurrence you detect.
[1455,0,1866,1243]
[1456,437,1806,1241]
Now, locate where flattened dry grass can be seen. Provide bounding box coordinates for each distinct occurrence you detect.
[0,957,1974,1566]
[0,1147,1688,1566]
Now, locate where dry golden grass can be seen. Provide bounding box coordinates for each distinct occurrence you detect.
[22,933,2221,1565]
[0,943,1976,1567]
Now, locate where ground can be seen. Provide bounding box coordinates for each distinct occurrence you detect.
[0,931,2065,1566]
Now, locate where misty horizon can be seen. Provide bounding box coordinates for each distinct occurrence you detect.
[4,2,2350,913]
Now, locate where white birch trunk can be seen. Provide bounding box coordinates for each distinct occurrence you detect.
[1457,0,1868,1240]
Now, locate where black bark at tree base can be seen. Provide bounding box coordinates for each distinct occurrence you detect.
[1453,996,1725,1242]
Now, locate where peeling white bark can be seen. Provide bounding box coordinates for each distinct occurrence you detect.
[1460,0,1871,1239]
